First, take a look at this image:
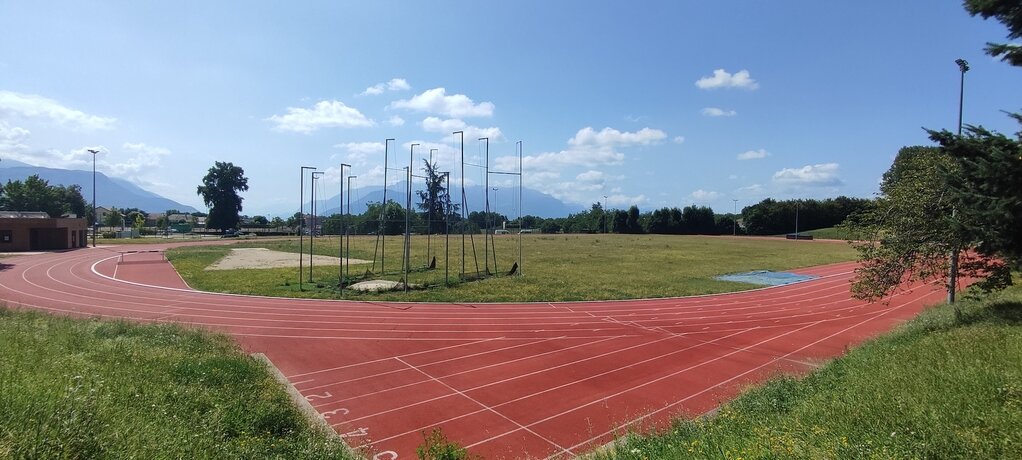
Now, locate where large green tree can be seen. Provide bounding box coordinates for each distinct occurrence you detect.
[929,119,1022,272]
[0,175,86,218]
[415,159,457,234]
[196,162,249,233]
[965,0,1022,66]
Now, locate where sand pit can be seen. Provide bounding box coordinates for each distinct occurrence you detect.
[205,248,370,270]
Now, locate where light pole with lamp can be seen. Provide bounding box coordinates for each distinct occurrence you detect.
[948,58,969,304]
[732,199,738,236]
[88,149,100,247]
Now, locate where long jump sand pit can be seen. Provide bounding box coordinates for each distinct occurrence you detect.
[205,247,370,270]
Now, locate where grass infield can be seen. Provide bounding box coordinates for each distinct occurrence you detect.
[167,234,857,302]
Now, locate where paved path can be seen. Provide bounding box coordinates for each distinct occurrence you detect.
[0,244,944,459]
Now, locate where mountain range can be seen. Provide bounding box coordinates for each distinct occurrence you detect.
[308,185,579,219]
[0,160,198,213]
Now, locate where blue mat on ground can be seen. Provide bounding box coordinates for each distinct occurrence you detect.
[715,270,818,286]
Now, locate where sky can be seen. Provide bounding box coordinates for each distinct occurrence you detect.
[1,1,1019,217]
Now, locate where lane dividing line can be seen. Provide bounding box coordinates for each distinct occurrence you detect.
[394,356,574,458]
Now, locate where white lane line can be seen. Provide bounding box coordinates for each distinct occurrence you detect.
[555,287,931,456]
[466,321,823,451]
[286,336,504,378]
[395,356,575,457]
[320,335,624,409]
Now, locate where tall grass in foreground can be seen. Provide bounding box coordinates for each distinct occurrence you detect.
[0,308,355,459]
[590,283,1022,459]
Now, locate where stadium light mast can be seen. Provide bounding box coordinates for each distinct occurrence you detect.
[298,166,316,291]
[732,199,738,236]
[948,58,969,304]
[88,149,100,247]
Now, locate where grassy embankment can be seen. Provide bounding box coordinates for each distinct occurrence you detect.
[0,308,355,459]
[591,282,1022,459]
[166,234,857,302]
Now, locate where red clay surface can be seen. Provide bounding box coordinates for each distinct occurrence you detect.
[0,243,947,459]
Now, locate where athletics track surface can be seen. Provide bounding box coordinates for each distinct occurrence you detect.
[0,243,946,459]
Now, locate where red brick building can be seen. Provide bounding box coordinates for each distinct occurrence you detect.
[0,212,88,251]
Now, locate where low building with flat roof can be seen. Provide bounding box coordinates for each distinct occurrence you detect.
[0,212,88,251]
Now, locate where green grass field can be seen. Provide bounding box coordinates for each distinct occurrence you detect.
[802,226,862,241]
[591,282,1022,459]
[0,308,355,459]
[167,234,857,302]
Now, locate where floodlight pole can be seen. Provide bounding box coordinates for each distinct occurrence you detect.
[732,199,738,236]
[346,175,357,284]
[299,166,316,291]
[311,171,324,281]
[949,58,969,304]
[338,163,350,293]
[88,149,99,247]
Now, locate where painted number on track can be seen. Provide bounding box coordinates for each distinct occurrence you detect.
[305,391,332,401]
[340,427,368,438]
[322,407,349,418]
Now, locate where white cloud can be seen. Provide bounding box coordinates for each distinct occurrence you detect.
[695,69,759,90]
[0,122,30,152]
[568,126,666,147]
[386,115,405,127]
[772,163,843,186]
[672,136,685,144]
[0,90,115,130]
[333,141,385,166]
[110,142,170,175]
[267,100,374,133]
[688,189,720,203]
[360,78,411,96]
[701,107,737,117]
[576,170,606,183]
[421,117,504,142]
[737,149,770,160]
[390,87,494,118]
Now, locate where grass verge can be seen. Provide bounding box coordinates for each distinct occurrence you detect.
[591,283,1022,459]
[167,234,857,302]
[0,308,355,459]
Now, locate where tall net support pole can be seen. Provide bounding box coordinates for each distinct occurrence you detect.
[337,163,349,292]
[454,131,465,278]
[442,171,450,285]
[373,138,394,275]
[518,140,523,277]
[346,175,356,287]
[480,137,490,275]
[427,148,437,267]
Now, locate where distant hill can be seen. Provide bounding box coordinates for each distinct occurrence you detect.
[0,164,198,213]
[307,185,579,218]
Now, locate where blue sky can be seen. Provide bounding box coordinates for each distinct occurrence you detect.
[1,1,1019,217]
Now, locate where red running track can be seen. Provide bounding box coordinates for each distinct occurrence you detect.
[0,244,946,459]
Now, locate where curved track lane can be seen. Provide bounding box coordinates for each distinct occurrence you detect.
[0,244,945,459]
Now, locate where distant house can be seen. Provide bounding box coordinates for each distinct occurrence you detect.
[0,211,88,251]
[95,206,112,224]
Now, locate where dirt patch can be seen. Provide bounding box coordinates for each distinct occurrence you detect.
[205,248,370,270]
